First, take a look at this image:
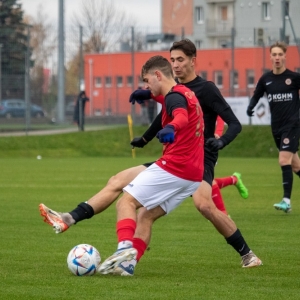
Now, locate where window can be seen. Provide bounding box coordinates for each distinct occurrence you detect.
[105,76,112,87]
[127,76,133,87]
[195,6,204,24]
[116,76,123,87]
[262,2,271,20]
[195,40,202,49]
[220,6,228,21]
[199,71,207,80]
[94,77,102,88]
[231,70,239,88]
[214,71,223,88]
[246,70,255,88]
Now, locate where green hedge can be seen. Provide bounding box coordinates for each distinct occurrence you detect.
[0,125,277,158]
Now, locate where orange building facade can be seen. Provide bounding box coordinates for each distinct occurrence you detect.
[84,46,300,117]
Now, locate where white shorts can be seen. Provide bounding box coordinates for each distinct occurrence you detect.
[123,163,200,214]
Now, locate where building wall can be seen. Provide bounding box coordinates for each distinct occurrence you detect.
[162,0,300,49]
[162,0,194,36]
[84,46,300,116]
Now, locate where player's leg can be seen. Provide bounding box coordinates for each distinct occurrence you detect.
[214,173,249,199]
[193,171,261,268]
[211,180,228,215]
[273,129,298,213]
[274,150,293,212]
[113,206,166,276]
[99,164,200,275]
[39,165,147,233]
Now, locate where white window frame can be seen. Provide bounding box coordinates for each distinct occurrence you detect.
[116,76,123,87]
[105,76,112,87]
[214,71,223,88]
[195,6,204,24]
[246,70,255,88]
[94,77,102,88]
[127,76,133,87]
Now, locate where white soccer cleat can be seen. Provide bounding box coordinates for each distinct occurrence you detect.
[98,248,137,275]
[241,251,262,268]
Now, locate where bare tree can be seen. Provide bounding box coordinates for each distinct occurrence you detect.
[24,5,56,108]
[73,0,134,53]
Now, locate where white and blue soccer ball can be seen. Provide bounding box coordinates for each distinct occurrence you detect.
[67,244,101,276]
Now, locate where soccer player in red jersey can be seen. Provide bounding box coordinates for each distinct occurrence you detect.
[97,55,205,275]
[39,40,260,275]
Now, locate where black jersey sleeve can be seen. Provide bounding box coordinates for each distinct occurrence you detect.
[201,81,241,147]
[218,108,242,147]
[142,110,162,142]
[165,92,187,116]
[249,75,267,108]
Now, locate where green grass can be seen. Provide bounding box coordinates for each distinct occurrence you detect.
[0,125,277,158]
[1,156,300,300]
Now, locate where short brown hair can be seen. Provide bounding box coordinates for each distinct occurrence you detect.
[141,55,173,79]
[270,41,287,53]
[169,39,197,58]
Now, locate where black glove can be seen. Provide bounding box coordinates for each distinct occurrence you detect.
[129,89,151,105]
[246,106,255,117]
[206,138,224,152]
[156,125,175,144]
[130,136,148,148]
[246,98,257,117]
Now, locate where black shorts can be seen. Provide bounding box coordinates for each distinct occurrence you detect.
[142,146,218,186]
[273,126,300,153]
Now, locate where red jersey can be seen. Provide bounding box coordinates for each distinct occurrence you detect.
[155,85,204,181]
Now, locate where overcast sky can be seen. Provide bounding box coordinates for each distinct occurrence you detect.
[20,0,161,29]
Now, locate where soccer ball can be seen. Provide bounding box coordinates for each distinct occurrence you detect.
[67,244,101,276]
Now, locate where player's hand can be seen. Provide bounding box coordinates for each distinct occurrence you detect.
[156,125,175,144]
[130,136,148,148]
[129,89,151,105]
[246,106,254,117]
[206,138,224,151]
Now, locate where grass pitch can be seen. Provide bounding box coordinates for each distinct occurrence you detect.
[1,157,300,300]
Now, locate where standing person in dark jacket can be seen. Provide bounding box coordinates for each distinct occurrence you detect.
[74,91,89,131]
[247,41,300,213]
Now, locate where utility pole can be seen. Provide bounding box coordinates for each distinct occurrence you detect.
[0,44,2,104]
[281,0,287,42]
[131,26,136,123]
[79,25,84,91]
[57,0,65,123]
[25,25,31,134]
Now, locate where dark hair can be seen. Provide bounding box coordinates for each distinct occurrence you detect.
[270,41,287,53]
[169,39,197,58]
[141,55,173,79]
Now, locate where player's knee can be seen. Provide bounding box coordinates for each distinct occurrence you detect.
[106,174,124,192]
[194,199,214,218]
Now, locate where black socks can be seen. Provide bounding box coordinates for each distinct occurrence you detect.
[69,202,94,223]
[226,229,251,257]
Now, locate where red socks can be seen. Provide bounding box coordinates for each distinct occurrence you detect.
[214,175,236,189]
[211,184,227,215]
[116,219,136,243]
[133,238,148,261]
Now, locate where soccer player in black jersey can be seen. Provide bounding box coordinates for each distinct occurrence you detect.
[39,40,261,274]
[247,41,300,213]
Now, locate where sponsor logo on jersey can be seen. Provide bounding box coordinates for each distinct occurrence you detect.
[285,78,292,85]
[266,81,272,85]
[184,91,195,99]
[267,93,293,102]
[283,138,290,144]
